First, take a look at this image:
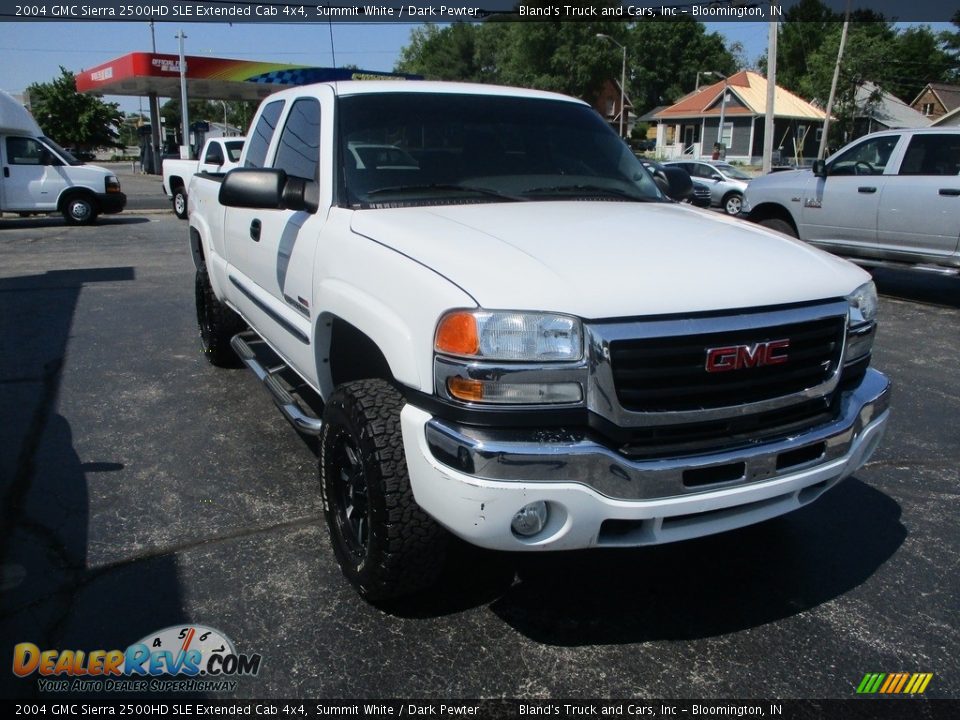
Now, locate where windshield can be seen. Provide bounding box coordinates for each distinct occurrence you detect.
[337,92,662,208]
[715,163,752,180]
[39,137,81,166]
[225,141,244,162]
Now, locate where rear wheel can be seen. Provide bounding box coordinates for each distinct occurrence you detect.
[758,217,798,238]
[320,379,447,605]
[173,186,188,219]
[195,261,244,366]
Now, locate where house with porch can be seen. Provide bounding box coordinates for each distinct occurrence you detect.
[651,70,825,165]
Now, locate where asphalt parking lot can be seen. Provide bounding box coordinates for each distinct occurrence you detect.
[0,210,957,700]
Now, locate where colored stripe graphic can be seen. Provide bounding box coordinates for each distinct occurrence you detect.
[857,673,932,694]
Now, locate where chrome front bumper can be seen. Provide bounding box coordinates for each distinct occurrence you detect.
[424,369,890,502]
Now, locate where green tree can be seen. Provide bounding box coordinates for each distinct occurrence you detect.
[888,25,955,102]
[626,19,738,112]
[394,16,738,113]
[26,67,123,150]
[396,23,494,82]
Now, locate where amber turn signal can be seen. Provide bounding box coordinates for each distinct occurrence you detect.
[435,312,479,356]
[447,377,485,402]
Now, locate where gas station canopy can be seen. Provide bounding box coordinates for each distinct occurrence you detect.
[75,52,417,100]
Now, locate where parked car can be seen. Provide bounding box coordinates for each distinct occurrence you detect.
[742,128,960,274]
[666,159,753,215]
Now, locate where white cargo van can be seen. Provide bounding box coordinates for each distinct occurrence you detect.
[0,90,125,224]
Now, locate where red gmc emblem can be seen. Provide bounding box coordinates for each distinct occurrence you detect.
[705,339,790,372]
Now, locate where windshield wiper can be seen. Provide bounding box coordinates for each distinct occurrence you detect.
[364,183,523,201]
[521,184,656,202]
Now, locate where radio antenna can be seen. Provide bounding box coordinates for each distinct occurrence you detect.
[328,12,337,68]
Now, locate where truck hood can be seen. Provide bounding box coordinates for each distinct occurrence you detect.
[349,201,869,319]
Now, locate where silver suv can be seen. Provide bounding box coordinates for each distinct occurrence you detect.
[666,160,753,215]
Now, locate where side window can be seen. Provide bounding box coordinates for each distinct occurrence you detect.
[244,100,285,169]
[899,134,960,176]
[6,137,44,165]
[273,98,321,181]
[695,164,715,179]
[829,135,900,176]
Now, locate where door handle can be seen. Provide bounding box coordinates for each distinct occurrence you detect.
[250,219,261,242]
[3,167,8,178]
[938,188,960,197]
[857,186,877,194]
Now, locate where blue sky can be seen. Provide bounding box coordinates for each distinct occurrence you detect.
[0,20,950,113]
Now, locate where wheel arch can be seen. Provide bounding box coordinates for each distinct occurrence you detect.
[748,202,799,235]
[57,187,98,213]
[315,313,399,400]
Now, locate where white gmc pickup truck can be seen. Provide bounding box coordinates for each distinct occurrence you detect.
[188,81,891,604]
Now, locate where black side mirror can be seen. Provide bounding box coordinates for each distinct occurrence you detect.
[812,160,827,178]
[654,166,693,202]
[219,168,319,213]
[220,168,286,209]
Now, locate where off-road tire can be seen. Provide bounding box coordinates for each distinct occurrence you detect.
[195,261,244,366]
[320,379,447,605]
[758,217,798,238]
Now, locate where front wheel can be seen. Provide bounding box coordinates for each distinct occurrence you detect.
[173,186,188,220]
[723,192,743,216]
[62,195,98,225]
[320,379,447,605]
[758,217,798,238]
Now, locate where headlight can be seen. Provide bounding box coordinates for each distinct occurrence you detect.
[434,310,586,406]
[845,281,878,364]
[435,310,582,362]
[105,175,121,193]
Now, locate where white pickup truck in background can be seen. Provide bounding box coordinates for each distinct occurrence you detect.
[743,128,960,274]
[162,136,244,219]
[187,81,891,605]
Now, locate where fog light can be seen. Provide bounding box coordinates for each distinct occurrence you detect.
[511,501,548,537]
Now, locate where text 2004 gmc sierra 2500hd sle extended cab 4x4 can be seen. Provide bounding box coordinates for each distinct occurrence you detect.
[188,81,891,604]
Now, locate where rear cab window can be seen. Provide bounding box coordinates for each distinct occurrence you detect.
[898,134,960,176]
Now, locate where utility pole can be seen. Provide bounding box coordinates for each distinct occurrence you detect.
[177,29,190,160]
[819,0,851,160]
[147,21,162,175]
[762,1,778,174]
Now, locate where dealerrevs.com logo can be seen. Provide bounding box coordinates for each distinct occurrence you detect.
[13,625,261,693]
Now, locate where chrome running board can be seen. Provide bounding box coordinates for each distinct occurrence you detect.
[230,331,324,435]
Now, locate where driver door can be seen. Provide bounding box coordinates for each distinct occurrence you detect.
[2,136,68,211]
[800,134,902,253]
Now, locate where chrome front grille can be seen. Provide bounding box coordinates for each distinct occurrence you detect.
[586,300,850,428]
[609,316,845,412]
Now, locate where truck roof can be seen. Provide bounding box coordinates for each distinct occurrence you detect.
[0,90,43,136]
[275,80,589,106]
